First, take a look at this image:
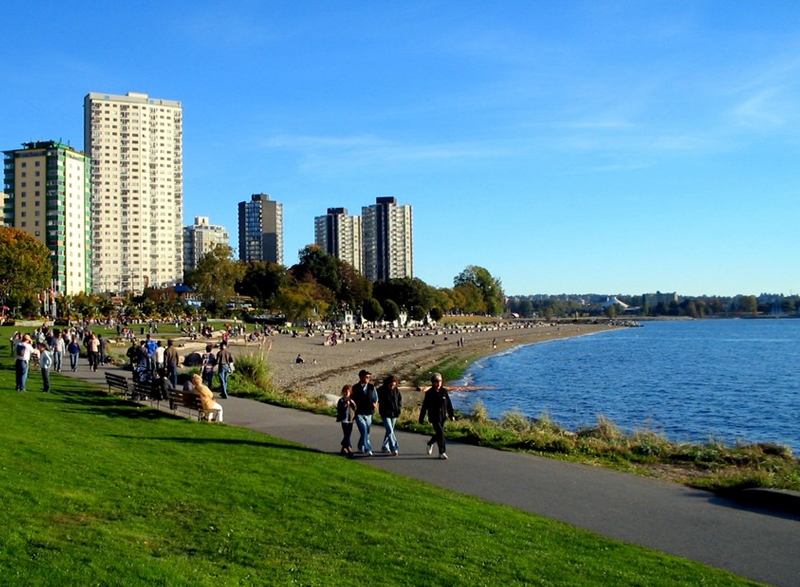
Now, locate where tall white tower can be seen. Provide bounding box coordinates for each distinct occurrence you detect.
[84,91,183,293]
[361,197,413,282]
[314,207,362,273]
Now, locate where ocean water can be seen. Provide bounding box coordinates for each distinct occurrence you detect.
[451,319,800,453]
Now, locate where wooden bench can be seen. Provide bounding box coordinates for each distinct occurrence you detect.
[172,389,222,422]
[105,372,131,396]
[131,380,161,406]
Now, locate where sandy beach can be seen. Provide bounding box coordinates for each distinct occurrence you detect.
[213,321,621,398]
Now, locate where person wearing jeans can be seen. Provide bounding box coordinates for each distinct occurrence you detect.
[378,374,402,456]
[216,342,234,399]
[15,334,35,391]
[352,369,378,455]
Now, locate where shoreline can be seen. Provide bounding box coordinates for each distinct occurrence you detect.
[226,322,623,398]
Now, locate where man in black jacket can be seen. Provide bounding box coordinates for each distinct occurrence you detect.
[378,374,402,455]
[419,372,455,459]
[352,369,378,455]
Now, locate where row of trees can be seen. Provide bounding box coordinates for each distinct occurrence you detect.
[0,227,506,323]
[189,244,505,323]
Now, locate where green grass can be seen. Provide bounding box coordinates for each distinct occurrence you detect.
[1,349,762,585]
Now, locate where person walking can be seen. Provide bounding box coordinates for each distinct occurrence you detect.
[53,331,65,372]
[164,339,180,388]
[15,334,35,391]
[154,340,165,373]
[378,374,402,456]
[352,369,378,456]
[87,333,100,372]
[144,334,158,374]
[216,342,234,399]
[98,334,107,366]
[200,344,216,389]
[67,337,81,372]
[419,372,456,459]
[336,385,357,455]
[39,343,52,392]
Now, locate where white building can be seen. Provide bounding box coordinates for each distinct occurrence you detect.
[84,91,183,293]
[314,207,362,272]
[183,216,230,273]
[361,196,413,282]
[2,141,92,294]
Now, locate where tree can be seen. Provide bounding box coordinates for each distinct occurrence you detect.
[362,298,384,322]
[0,227,52,313]
[237,261,289,309]
[275,282,329,323]
[429,307,443,322]
[453,282,485,314]
[189,244,244,312]
[454,265,504,315]
[383,299,400,323]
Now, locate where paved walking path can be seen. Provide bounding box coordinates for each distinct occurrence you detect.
[63,366,799,587]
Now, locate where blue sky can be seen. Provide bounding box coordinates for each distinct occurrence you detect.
[4,1,799,296]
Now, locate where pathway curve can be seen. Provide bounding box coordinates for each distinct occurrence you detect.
[62,365,799,587]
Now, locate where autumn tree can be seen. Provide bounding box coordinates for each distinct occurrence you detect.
[0,227,52,313]
[454,265,504,315]
[275,282,329,323]
[188,244,245,312]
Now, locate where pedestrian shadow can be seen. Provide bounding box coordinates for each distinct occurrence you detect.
[38,388,180,421]
[694,490,800,522]
[109,435,318,453]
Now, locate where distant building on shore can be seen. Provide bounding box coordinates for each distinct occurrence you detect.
[314,207,362,273]
[2,141,92,294]
[183,216,230,273]
[361,196,413,282]
[238,193,283,264]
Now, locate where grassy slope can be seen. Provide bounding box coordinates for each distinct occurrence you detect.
[0,345,761,586]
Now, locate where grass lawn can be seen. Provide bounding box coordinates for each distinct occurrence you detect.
[1,340,762,586]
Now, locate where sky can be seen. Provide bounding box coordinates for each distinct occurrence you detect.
[3,1,799,297]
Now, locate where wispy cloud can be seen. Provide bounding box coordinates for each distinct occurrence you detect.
[260,133,513,172]
[177,9,291,49]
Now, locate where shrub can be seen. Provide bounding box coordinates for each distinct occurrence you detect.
[471,399,489,423]
[234,352,273,391]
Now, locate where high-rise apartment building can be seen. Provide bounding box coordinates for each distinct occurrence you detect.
[238,193,283,264]
[361,196,413,282]
[84,91,183,293]
[314,207,362,272]
[2,141,92,294]
[183,216,230,273]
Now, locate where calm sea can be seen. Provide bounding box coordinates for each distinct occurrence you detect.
[452,319,800,454]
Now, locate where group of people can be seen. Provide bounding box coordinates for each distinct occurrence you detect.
[199,342,235,399]
[11,326,111,393]
[336,370,455,459]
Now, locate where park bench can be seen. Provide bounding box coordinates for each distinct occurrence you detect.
[105,372,131,396]
[172,389,222,423]
[130,380,162,406]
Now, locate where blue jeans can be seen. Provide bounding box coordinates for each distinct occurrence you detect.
[70,353,78,371]
[16,359,29,391]
[381,417,399,453]
[53,351,62,372]
[219,364,230,398]
[42,368,50,393]
[167,363,178,388]
[355,414,373,453]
